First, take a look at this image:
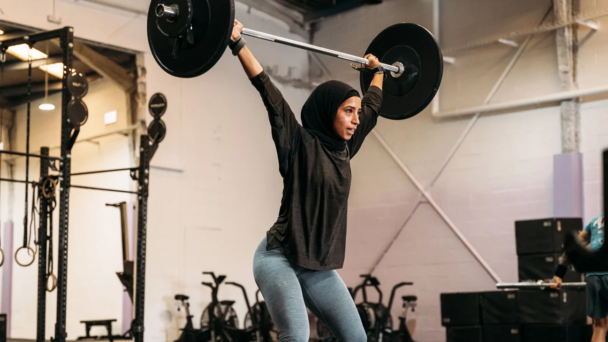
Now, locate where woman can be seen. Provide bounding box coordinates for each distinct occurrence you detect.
[231,19,385,341]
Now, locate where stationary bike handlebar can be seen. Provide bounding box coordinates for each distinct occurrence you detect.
[201,281,219,304]
[202,271,226,286]
[387,282,414,313]
[353,274,383,304]
[226,281,256,326]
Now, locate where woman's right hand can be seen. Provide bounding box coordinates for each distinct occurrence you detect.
[232,19,243,42]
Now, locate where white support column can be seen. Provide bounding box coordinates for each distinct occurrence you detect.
[553,0,584,217]
[554,0,580,153]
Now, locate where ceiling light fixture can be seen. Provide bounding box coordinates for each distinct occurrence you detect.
[7,44,48,61]
[39,62,65,79]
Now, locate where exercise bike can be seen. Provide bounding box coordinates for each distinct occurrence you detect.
[243,290,277,342]
[352,275,415,342]
[174,294,202,342]
[352,275,391,342]
[315,275,391,341]
[200,272,257,342]
[387,295,417,342]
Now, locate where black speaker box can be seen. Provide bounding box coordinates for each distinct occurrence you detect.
[518,253,583,282]
[515,218,582,255]
[483,325,521,342]
[440,292,481,326]
[522,324,592,342]
[481,291,519,324]
[0,314,6,342]
[446,326,482,342]
[518,290,586,325]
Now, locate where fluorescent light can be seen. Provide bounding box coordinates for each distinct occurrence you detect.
[0,30,4,35]
[39,63,65,78]
[104,110,117,125]
[39,103,55,111]
[7,44,48,61]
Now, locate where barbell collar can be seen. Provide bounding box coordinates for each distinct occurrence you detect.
[156,4,180,22]
[241,28,401,74]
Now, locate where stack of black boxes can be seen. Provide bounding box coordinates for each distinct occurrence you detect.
[441,218,591,342]
[516,218,583,284]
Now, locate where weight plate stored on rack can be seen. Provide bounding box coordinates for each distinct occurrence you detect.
[67,99,89,126]
[148,119,167,143]
[360,23,443,120]
[67,70,89,98]
[149,93,168,118]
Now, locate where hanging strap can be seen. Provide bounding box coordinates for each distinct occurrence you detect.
[22,56,32,249]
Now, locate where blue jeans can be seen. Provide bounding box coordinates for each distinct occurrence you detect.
[253,237,367,342]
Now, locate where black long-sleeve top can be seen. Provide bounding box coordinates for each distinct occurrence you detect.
[250,71,383,270]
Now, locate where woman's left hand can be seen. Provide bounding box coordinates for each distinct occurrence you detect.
[363,54,381,69]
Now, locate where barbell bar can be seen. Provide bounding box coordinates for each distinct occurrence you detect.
[240,28,404,75]
[496,282,587,289]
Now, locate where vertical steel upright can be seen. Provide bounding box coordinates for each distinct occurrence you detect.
[36,147,49,342]
[54,27,74,342]
[604,149,607,234]
[133,135,150,342]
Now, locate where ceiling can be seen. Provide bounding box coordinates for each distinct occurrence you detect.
[83,0,376,25]
[0,23,136,110]
[263,0,371,22]
[84,0,150,13]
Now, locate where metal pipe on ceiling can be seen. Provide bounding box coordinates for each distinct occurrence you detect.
[433,85,608,119]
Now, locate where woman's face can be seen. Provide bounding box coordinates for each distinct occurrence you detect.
[333,96,361,141]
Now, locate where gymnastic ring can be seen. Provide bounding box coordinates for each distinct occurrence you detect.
[46,273,57,292]
[15,246,36,267]
[0,248,5,267]
[42,177,57,199]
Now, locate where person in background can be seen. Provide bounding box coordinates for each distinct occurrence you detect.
[553,214,605,342]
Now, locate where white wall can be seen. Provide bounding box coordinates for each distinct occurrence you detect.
[307,0,608,341]
[0,0,311,341]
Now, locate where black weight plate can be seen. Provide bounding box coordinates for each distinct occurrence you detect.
[156,0,193,38]
[67,70,88,98]
[148,119,167,143]
[382,45,420,97]
[148,0,233,78]
[67,100,88,126]
[361,23,443,120]
[149,93,168,118]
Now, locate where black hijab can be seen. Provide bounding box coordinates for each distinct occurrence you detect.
[301,80,360,152]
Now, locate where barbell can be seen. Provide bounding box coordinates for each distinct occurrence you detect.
[147,0,444,120]
[496,282,587,290]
